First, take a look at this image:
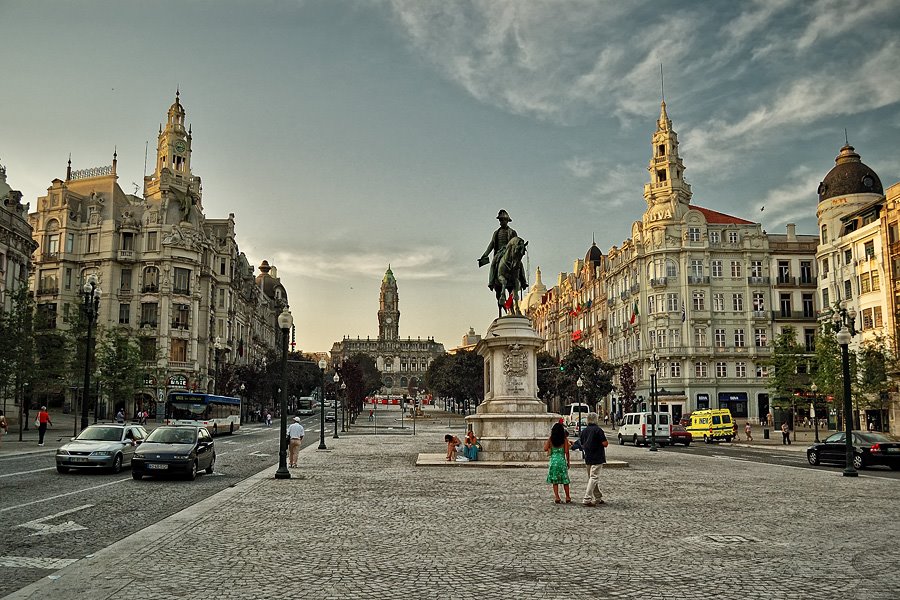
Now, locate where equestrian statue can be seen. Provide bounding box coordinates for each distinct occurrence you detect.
[478,209,528,318]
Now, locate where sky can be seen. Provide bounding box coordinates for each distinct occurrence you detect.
[2,0,900,352]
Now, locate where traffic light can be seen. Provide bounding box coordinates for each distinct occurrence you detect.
[559,365,565,372]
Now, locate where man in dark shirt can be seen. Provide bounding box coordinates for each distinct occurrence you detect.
[578,412,609,506]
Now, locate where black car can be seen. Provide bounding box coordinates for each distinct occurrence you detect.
[807,431,900,470]
[131,426,216,480]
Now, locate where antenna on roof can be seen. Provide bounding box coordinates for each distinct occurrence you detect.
[143,140,148,178]
[660,63,665,102]
[844,128,849,145]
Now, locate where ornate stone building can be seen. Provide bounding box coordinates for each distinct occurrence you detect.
[0,162,36,311]
[330,266,444,397]
[28,93,287,416]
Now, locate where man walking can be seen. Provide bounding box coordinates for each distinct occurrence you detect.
[578,412,609,507]
[781,421,791,445]
[287,417,305,468]
[37,406,52,447]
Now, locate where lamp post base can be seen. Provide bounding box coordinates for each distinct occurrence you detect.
[842,468,858,477]
[274,468,291,479]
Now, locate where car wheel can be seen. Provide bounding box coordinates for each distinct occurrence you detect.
[110,454,123,474]
[704,435,710,444]
[205,454,216,474]
[618,435,624,445]
[187,460,198,481]
[684,441,690,447]
[56,465,69,474]
[132,471,142,480]
[853,453,864,470]
[890,464,900,471]
[807,450,820,466]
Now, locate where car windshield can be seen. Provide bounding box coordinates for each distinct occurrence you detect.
[75,426,122,442]
[146,428,196,444]
[855,432,896,444]
[673,425,685,432]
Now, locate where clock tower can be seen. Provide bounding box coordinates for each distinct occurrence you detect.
[378,265,400,340]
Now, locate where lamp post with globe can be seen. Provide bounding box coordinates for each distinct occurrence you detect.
[274,309,293,480]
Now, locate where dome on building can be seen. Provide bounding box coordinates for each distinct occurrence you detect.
[520,266,548,312]
[584,242,602,268]
[817,144,883,202]
[383,265,395,284]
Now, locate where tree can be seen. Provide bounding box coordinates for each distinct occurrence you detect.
[424,350,482,414]
[0,287,36,425]
[558,346,615,409]
[336,354,382,424]
[619,363,636,414]
[856,335,896,426]
[96,327,143,415]
[767,326,808,412]
[536,351,559,410]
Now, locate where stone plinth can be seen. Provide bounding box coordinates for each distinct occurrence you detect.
[466,315,558,462]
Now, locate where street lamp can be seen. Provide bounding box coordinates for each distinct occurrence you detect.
[340,381,347,432]
[239,383,245,424]
[810,382,820,443]
[332,372,340,439]
[832,303,858,477]
[214,337,222,395]
[81,275,101,432]
[317,359,328,450]
[575,376,584,434]
[648,353,658,452]
[275,309,293,480]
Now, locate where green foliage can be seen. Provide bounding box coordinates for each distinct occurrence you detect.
[424,350,483,410]
[0,287,35,400]
[812,327,843,405]
[536,351,559,406]
[558,346,615,407]
[96,327,143,407]
[856,336,896,409]
[767,326,807,407]
[618,363,636,413]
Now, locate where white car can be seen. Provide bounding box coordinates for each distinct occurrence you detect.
[56,424,147,473]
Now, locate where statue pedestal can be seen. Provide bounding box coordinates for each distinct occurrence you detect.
[466,315,558,462]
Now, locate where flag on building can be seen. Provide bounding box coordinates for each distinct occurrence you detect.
[630,300,639,325]
[681,300,686,323]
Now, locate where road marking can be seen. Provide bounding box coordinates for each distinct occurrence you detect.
[249,451,272,457]
[0,478,130,514]
[0,556,80,570]
[17,504,93,536]
[0,467,56,479]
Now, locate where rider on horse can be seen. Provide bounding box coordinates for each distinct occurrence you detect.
[478,209,528,315]
[478,209,518,294]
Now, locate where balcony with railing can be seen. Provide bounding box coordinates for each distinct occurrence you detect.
[141,283,159,293]
[37,286,59,296]
[774,276,796,287]
[687,275,710,285]
[117,249,135,262]
[748,276,770,284]
[139,320,159,328]
[751,310,768,319]
[650,277,668,287]
[173,287,191,296]
[41,252,61,262]
[171,320,190,331]
[773,310,817,321]
[607,298,616,307]
[169,361,192,370]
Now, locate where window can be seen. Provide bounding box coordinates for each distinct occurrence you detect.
[666,261,677,278]
[734,329,745,348]
[690,260,703,277]
[800,261,813,284]
[218,288,225,309]
[735,362,747,378]
[88,233,99,253]
[170,339,187,363]
[778,261,790,282]
[872,271,880,291]
[38,269,58,292]
[864,241,875,259]
[657,329,667,348]
[670,328,681,348]
[139,337,156,361]
[172,304,190,329]
[822,259,829,276]
[731,261,742,278]
[780,293,792,317]
[121,232,135,251]
[688,227,701,242]
[120,269,132,291]
[142,267,159,292]
[752,292,765,312]
[64,268,72,290]
[670,361,681,377]
[756,365,767,378]
[710,231,720,244]
[822,288,829,309]
[174,267,191,295]
[694,327,707,347]
[716,362,727,377]
[648,295,655,314]
[821,225,828,244]
[861,273,871,294]
[140,303,158,327]
[692,291,705,311]
[146,231,158,251]
[66,232,75,253]
[804,328,816,352]
[220,258,227,276]
[666,293,679,312]
[649,330,657,348]
[750,260,763,278]
[844,279,852,300]
[802,294,814,318]
[728,231,739,243]
[119,303,130,325]
[844,249,853,265]
[755,328,768,347]
[695,361,708,378]
[874,306,883,327]
[657,144,665,156]
[714,328,726,348]
[732,293,744,312]
[47,233,60,256]
[713,293,725,312]
[711,260,723,278]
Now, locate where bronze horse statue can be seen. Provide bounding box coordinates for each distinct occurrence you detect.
[493,236,528,317]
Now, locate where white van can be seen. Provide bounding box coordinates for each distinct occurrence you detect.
[564,403,591,428]
[617,412,672,446]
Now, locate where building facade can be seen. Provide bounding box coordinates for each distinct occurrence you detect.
[330,266,444,397]
[28,93,287,416]
[0,162,36,311]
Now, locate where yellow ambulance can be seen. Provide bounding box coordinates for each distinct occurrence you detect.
[686,409,735,443]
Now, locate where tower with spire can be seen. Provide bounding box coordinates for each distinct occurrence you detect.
[642,101,692,228]
[378,265,400,340]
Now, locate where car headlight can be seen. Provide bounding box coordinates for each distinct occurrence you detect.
[91,451,115,456]
[57,449,70,456]
[173,455,191,460]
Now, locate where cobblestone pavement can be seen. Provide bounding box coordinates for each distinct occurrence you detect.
[6,419,899,600]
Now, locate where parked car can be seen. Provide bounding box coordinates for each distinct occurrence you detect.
[670,424,692,446]
[685,409,735,443]
[679,413,692,427]
[617,412,672,446]
[56,424,148,474]
[324,410,336,423]
[131,426,216,480]
[806,431,900,471]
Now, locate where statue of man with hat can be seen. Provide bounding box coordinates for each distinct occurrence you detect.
[478,209,521,294]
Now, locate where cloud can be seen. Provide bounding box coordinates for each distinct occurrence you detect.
[754,166,822,228]
[564,156,597,178]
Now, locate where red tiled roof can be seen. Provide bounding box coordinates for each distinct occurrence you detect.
[693,206,755,225]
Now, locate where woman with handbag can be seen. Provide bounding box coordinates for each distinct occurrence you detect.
[37,406,52,447]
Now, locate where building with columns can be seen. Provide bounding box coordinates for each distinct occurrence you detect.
[0,162,36,311]
[27,93,287,416]
[330,266,444,397]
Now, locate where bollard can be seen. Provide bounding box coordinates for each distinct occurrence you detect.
[763,428,770,440]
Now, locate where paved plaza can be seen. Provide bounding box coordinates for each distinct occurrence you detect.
[5,418,900,600]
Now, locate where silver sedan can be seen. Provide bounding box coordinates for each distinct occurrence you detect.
[56,424,148,473]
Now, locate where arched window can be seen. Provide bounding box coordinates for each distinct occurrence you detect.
[143,266,159,292]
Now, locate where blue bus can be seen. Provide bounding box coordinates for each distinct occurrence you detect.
[165,392,241,435]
